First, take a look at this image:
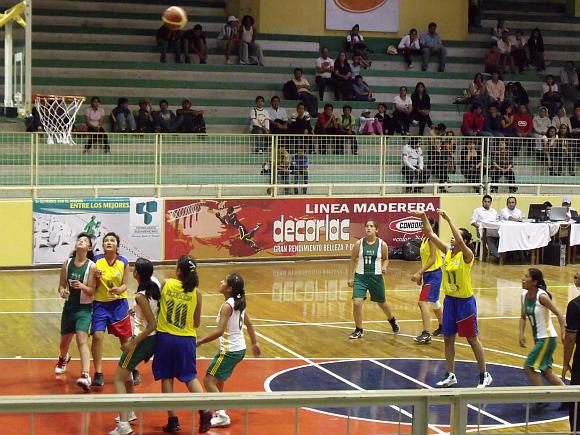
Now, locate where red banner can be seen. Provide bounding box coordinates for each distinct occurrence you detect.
[164,197,440,260]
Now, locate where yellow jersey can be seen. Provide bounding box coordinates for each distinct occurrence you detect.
[442,250,474,298]
[94,254,128,302]
[157,278,198,337]
[420,237,443,272]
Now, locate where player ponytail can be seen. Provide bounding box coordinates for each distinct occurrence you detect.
[135,257,160,301]
[177,255,199,293]
[458,227,475,252]
[70,232,95,261]
[227,273,246,312]
[529,268,552,299]
[428,216,439,236]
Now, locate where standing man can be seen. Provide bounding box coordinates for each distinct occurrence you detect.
[563,271,580,432]
[471,195,499,259]
[500,196,523,222]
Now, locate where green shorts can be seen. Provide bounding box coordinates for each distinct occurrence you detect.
[207,349,246,381]
[119,335,156,371]
[60,305,92,335]
[353,273,386,303]
[525,336,557,372]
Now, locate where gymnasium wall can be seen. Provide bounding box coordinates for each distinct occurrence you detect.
[229,0,468,40]
[0,200,32,267]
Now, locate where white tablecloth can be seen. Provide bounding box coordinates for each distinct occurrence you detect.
[480,221,560,253]
[571,224,580,247]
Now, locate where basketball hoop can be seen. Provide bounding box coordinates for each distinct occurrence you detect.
[35,94,85,145]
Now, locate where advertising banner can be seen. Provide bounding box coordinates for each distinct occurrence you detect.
[164,197,439,260]
[33,198,162,264]
[326,0,400,32]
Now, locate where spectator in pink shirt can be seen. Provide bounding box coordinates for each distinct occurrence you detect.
[461,104,490,136]
[485,71,505,105]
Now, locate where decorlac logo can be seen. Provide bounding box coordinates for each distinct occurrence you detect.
[135,201,158,225]
[388,216,422,234]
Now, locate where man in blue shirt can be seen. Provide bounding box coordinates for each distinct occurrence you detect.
[419,22,447,72]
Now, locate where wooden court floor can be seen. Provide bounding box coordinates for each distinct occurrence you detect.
[0,259,579,434]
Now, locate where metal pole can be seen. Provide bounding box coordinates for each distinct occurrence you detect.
[4,21,13,108]
[25,0,32,114]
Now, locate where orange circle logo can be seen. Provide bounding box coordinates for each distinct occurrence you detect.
[334,0,387,13]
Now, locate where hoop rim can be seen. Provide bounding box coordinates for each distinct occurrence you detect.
[34,94,86,102]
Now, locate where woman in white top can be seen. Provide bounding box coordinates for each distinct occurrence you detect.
[197,273,260,428]
[393,86,413,133]
[541,75,563,118]
[239,15,264,66]
[84,96,108,153]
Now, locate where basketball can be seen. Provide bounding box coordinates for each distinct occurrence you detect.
[162,6,187,31]
[334,0,386,13]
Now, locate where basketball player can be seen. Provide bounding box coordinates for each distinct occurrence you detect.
[563,270,580,432]
[215,206,262,252]
[347,219,399,339]
[197,273,261,428]
[414,210,492,388]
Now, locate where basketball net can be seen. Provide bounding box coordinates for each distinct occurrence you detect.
[35,95,85,145]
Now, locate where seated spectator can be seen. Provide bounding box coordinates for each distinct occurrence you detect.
[290,68,318,117]
[490,139,517,193]
[461,103,488,136]
[511,30,529,73]
[156,24,181,63]
[541,75,563,118]
[337,104,357,154]
[359,108,383,136]
[315,47,335,101]
[218,16,240,65]
[267,96,288,135]
[239,15,264,66]
[402,137,428,192]
[484,44,501,74]
[182,24,207,64]
[533,106,551,138]
[393,86,413,134]
[513,104,533,140]
[332,51,353,100]
[288,103,313,153]
[443,129,457,153]
[460,140,482,192]
[411,82,432,135]
[314,103,341,154]
[133,99,154,133]
[468,72,489,107]
[552,107,572,131]
[560,61,578,103]
[505,81,529,113]
[250,95,270,153]
[490,18,508,45]
[571,104,580,138]
[556,124,575,176]
[152,99,175,133]
[351,75,375,102]
[471,195,499,258]
[500,103,515,136]
[345,24,371,68]
[497,31,515,74]
[527,28,545,74]
[85,96,109,153]
[174,99,206,133]
[426,125,453,191]
[111,97,136,132]
[484,104,504,137]
[543,126,559,174]
[349,53,363,78]
[485,71,505,105]
[375,102,402,135]
[397,28,421,69]
[291,147,309,195]
[500,196,523,221]
[419,22,447,72]
[277,145,291,195]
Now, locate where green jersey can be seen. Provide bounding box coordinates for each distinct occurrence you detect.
[65,258,94,308]
[355,238,383,275]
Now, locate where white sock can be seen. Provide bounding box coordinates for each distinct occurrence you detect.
[216,410,228,417]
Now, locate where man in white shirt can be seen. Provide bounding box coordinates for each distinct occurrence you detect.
[500,196,523,222]
[402,138,427,193]
[314,47,335,101]
[267,96,288,135]
[250,95,270,153]
[471,194,499,258]
[397,28,421,69]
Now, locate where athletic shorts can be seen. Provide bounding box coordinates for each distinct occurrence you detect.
[60,305,92,335]
[91,299,132,339]
[353,273,386,303]
[525,336,557,372]
[207,349,246,381]
[152,332,197,383]
[442,295,478,337]
[118,335,156,371]
[419,269,442,303]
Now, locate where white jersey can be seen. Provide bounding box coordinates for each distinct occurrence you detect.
[133,276,161,337]
[355,237,383,275]
[218,297,246,352]
[522,288,557,340]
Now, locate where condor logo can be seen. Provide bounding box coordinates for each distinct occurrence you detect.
[389,216,423,234]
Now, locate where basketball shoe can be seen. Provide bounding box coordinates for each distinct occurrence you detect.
[211,410,231,428]
[54,354,71,375]
[199,410,213,433]
[115,412,137,424]
[477,372,493,388]
[414,331,432,344]
[349,328,364,339]
[388,317,400,333]
[109,421,133,435]
[436,372,457,388]
[76,372,91,393]
[162,416,180,433]
[432,325,443,336]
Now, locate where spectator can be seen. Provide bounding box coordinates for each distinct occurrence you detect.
[505,81,529,112]
[511,30,529,73]
[443,129,457,153]
[315,47,335,101]
[250,95,270,153]
[419,22,447,72]
[411,82,432,135]
[375,102,402,135]
[276,145,291,195]
[402,137,428,192]
[182,24,207,64]
[133,99,154,133]
[84,96,108,153]
[552,107,572,131]
[397,28,421,69]
[174,99,206,133]
[337,104,357,154]
[345,24,371,68]
[571,104,580,138]
[291,68,319,117]
[239,15,264,66]
[291,147,309,194]
[332,51,353,100]
[500,196,523,221]
[485,71,505,105]
[527,28,545,74]
[152,99,175,133]
[393,86,413,134]
[484,44,501,74]
[288,103,313,153]
[468,72,489,107]
[426,125,453,191]
[497,30,515,74]
[541,75,563,118]
[315,103,341,154]
[500,103,515,136]
[471,195,499,259]
[543,126,559,175]
[351,75,375,102]
[111,97,136,132]
[267,96,289,135]
[157,24,181,63]
[460,139,482,191]
[533,106,551,138]
[490,140,517,193]
[560,61,579,102]
[359,108,383,136]
[349,53,363,78]
[490,19,508,45]
[484,104,504,137]
[513,104,533,139]
[562,197,577,219]
[556,124,576,176]
[461,103,488,136]
[218,16,240,65]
